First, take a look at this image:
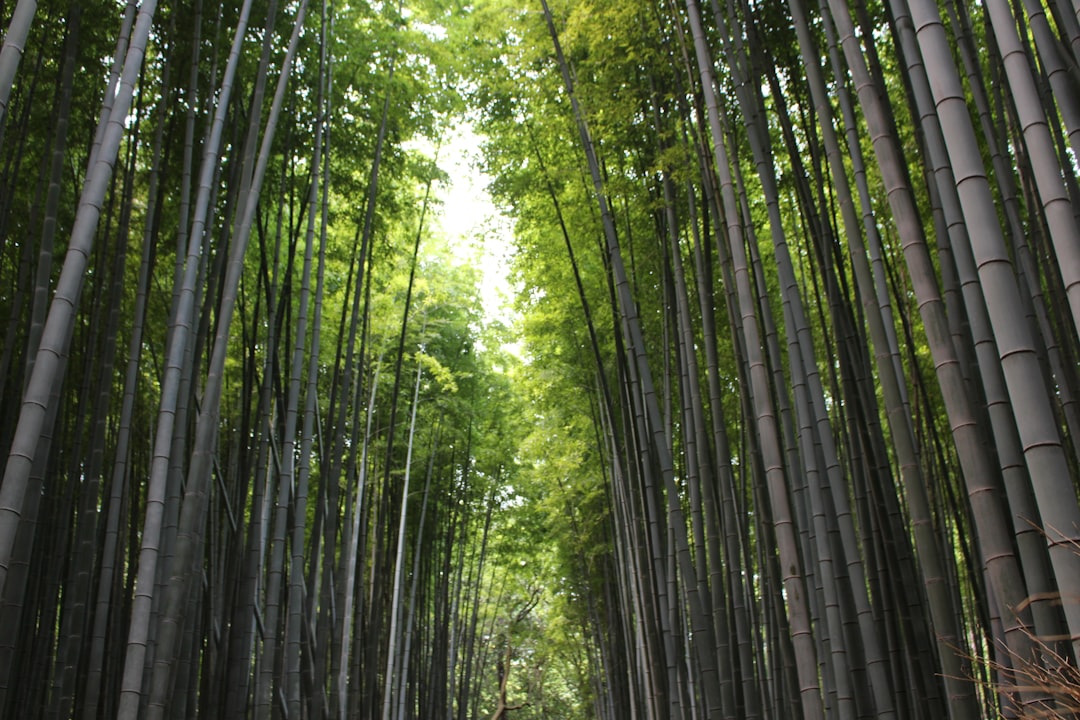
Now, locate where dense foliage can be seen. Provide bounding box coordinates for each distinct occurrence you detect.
[1,0,1079,717]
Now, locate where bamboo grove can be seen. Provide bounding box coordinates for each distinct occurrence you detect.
[1,0,1079,717]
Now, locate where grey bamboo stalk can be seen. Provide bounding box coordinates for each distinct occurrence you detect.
[791,0,978,712]
[1017,0,1080,167]
[455,484,496,720]
[328,255,365,719]
[146,7,215,705]
[445,469,477,720]
[287,42,325,713]
[0,0,157,605]
[229,0,280,251]
[906,0,1080,661]
[659,173,733,716]
[338,358,382,720]
[889,0,1071,662]
[681,0,825,716]
[79,53,177,708]
[688,190,761,718]
[1,1,135,703]
[253,149,321,720]
[334,77,395,718]
[143,5,308,717]
[673,55,762,708]
[254,374,294,718]
[166,0,205,351]
[822,0,1049,706]
[83,0,139,196]
[221,197,284,720]
[312,7,343,708]
[0,6,81,706]
[986,0,1080,341]
[1051,0,1080,59]
[55,33,135,697]
[540,3,724,715]
[383,351,425,720]
[0,0,37,133]
[382,155,437,720]
[815,1,908,413]
[21,1,90,388]
[55,30,167,720]
[716,2,892,709]
[113,2,255,717]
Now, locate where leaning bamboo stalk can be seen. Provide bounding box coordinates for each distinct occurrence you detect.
[907,0,1080,663]
[286,28,326,712]
[542,3,725,714]
[382,351,425,720]
[111,2,256,717]
[0,0,38,133]
[680,0,825,715]
[0,0,157,607]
